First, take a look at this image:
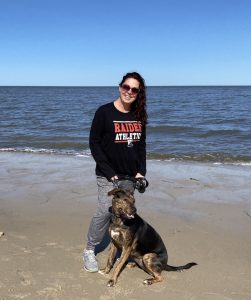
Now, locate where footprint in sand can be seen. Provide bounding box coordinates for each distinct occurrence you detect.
[45,242,58,246]
[19,247,32,254]
[37,284,63,299]
[1,256,11,262]
[56,272,74,281]
[11,233,28,240]
[33,246,47,256]
[45,242,64,249]
[7,292,31,299]
[16,270,35,286]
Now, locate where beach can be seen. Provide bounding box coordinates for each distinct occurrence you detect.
[0,152,251,300]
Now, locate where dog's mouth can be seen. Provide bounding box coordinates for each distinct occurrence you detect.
[120,210,136,219]
[123,213,135,219]
[110,203,137,220]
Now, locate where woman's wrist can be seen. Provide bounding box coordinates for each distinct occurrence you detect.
[111,175,118,181]
[135,173,144,178]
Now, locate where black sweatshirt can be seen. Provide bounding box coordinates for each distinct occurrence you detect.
[89,102,146,180]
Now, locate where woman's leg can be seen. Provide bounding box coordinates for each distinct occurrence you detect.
[86,176,114,250]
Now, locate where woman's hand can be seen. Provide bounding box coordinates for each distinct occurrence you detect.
[111,175,118,182]
[135,173,144,178]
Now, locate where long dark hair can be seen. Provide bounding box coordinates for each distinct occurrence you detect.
[119,72,148,127]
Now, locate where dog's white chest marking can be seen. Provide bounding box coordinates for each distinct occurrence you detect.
[111,229,120,238]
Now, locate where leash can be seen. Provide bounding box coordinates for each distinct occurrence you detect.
[112,176,149,193]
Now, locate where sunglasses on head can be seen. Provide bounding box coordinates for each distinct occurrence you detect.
[120,84,140,95]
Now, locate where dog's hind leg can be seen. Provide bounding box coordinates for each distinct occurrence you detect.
[142,253,163,285]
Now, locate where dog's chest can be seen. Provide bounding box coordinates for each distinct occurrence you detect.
[110,228,120,239]
[109,224,131,246]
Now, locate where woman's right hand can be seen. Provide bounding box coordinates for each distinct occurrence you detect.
[111,175,118,182]
[111,176,119,188]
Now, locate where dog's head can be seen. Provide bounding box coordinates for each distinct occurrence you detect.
[108,188,137,219]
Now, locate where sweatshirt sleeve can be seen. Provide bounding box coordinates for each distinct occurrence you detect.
[137,126,146,176]
[89,107,116,180]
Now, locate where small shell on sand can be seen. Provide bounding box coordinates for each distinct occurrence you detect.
[0,232,4,237]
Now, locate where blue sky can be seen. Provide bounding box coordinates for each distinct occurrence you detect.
[0,0,250,86]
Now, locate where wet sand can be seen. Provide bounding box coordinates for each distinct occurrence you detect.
[0,152,251,300]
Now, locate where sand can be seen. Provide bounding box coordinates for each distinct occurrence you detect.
[0,152,251,300]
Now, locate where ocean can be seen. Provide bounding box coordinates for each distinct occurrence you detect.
[0,86,251,165]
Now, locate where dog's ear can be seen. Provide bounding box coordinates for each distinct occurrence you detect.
[108,188,134,198]
[108,188,122,196]
[125,190,134,197]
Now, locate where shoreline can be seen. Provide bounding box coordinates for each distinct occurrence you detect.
[1,148,251,166]
[1,152,251,299]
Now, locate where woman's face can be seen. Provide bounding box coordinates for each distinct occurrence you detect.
[119,78,140,107]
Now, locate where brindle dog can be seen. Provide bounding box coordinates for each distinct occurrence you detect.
[100,188,197,287]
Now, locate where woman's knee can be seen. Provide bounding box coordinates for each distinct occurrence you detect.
[93,206,111,219]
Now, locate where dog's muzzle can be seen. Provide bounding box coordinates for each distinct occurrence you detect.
[108,206,136,219]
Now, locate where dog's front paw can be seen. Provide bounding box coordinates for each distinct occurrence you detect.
[143,278,153,285]
[107,279,116,287]
[99,268,110,275]
[98,269,106,276]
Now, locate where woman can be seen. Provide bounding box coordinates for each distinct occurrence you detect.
[83,72,148,272]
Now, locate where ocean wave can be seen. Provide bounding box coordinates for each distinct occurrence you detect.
[0,147,91,157]
[199,129,242,137]
[147,125,194,133]
[1,147,250,166]
[146,152,251,166]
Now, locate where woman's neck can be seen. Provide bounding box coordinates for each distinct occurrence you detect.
[114,98,131,113]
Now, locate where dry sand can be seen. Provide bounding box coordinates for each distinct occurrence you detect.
[0,152,251,300]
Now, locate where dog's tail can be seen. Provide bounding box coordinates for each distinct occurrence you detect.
[164,262,197,272]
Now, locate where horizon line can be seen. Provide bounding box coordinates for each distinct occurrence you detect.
[1,84,251,88]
